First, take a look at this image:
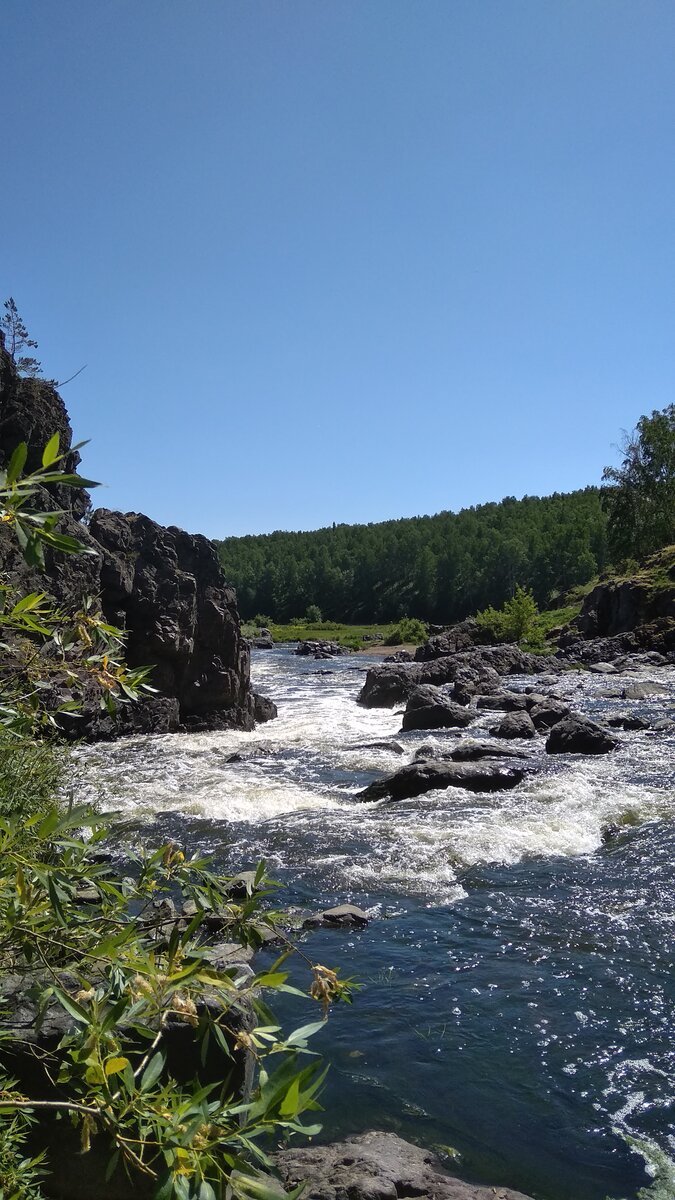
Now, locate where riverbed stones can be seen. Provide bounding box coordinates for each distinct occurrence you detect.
[545,715,619,755]
[607,714,650,730]
[295,640,346,657]
[490,710,537,739]
[275,1130,537,1200]
[357,760,525,802]
[358,645,554,709]
[401,685,474,731]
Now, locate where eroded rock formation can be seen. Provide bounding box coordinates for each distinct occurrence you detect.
[0,335,274,737]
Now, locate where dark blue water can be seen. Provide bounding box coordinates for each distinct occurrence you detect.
[77,647,675,1200]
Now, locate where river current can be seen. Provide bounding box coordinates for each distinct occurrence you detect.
[75,647,675,1200]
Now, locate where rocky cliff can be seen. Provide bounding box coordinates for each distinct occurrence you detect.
[0,335,275,737]
[557,547,675,660]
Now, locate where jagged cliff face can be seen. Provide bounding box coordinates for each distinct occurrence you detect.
[0,336,273,737]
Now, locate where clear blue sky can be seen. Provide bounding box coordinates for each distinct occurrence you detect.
[3,1,675,537]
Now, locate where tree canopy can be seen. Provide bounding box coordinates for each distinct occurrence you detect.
[602,405,675,561]
[216,488,608,624]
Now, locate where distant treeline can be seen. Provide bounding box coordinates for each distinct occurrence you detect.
[216,488,608,624]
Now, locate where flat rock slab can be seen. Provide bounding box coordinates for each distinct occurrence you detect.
[357,760,524,802]
[276,1131,536,1200]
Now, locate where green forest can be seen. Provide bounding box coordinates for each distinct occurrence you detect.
[216,487,608,624]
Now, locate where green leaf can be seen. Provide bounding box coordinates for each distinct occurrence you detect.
[285,1019,326,1046]
[279,1076,300,1118]
[140,1050,165,1092]
[198,1182,217,1200]
[51,987,91,1025]
[42,433,60,467]
[6,442,27,485]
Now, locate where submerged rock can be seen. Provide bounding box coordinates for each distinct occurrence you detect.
[276,1130,536,1200]
[357,760,524,802]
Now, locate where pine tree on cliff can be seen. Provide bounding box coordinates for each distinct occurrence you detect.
[1,297,42,377]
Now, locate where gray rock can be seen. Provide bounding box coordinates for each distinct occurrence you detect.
[621,680,670,699]
[276,1130,536,1200]
[303,904,369,929]
[546,715,619,755]
[357,760,524,802]
[588,661,621,673]
[401,686,474,732]
[650,717,675,732]
[490,711,537,739]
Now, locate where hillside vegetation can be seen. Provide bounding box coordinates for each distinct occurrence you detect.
[217,488,608,624]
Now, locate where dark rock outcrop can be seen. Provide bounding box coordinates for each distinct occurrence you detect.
[0,338,269,737]
[357,760,525,802]
[414,618,486,661]
[546,715,620,755]
[359,644,551,709]
[401,685,474,731]
[276,1130,536,1200]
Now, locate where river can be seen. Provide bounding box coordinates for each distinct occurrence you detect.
[75,647,675,1200]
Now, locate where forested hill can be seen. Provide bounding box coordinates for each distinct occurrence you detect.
[216,488,608,624]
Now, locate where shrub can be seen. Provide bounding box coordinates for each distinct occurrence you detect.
[305,604,322,624]
[475,586,539,644]
[384,616,428,646]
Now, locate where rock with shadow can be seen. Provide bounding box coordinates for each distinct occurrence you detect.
[401,685,475,731]
[546,714,620,755]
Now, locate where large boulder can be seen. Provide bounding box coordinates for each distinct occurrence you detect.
[357,760,525,802]
[276,1131,536,1200]
[546,715,620,755]
[401,685,474,731]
